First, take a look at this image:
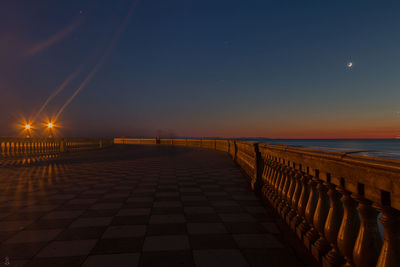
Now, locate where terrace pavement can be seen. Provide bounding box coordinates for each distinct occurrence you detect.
[0,145,304,267]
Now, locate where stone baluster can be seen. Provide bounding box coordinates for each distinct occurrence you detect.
[266,162,279,200]
[311,179,331,261]
[376,207,400,267]
[287,171,303,226]
[263,158,272,180]
[262,159,271,185]
[295,174,311,238]
[261,166,269,201]
[267,160,276,187]
[274,165,287,210]
[281,169,296,220]
[262,160,274,200]
[303,176,319,250]
[322,184,344,267]
[269,163,282,203]
[337,189,360,267]
[278,167,291,216]
[352,197,382,267]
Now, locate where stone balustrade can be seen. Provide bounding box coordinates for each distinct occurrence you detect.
[114,138,400,267]
[0,137,113,158]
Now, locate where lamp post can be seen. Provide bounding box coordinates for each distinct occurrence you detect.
[47,123,54,138]
[25,124,31,138]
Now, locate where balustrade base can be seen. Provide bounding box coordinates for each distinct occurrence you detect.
[290,215,301,232]
[311,238,330,263]
[322,248,344,267]
[304,229,319,251]
[285,211,295,226]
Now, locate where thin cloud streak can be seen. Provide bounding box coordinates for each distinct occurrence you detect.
[24,17,82,58]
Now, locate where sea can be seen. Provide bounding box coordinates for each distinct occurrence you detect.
[242,139,400,160]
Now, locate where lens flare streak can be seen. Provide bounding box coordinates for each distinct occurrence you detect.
[55,0,141,121]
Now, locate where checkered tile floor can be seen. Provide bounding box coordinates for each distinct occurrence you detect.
[0,145,303,267]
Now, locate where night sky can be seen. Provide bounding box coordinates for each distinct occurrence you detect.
[1,0,400,138]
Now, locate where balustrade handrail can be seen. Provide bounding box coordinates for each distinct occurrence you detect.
[114,137,400,267]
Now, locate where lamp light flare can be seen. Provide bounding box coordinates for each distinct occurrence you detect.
[347,61,353,68]
[54,0,140,121]
[25,124,31,130]
[48,123,54,128]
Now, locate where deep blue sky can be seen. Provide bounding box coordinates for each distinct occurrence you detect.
[1,0,400,138]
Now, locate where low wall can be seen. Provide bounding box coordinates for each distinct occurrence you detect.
[114,137,400,267]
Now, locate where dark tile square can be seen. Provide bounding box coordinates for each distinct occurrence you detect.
[81,209,119,217]
[189,234,237,249]
[147,224,187,235]
[243,249,303,267]
[154,197,181,201]
[182,200,209,206]
[25,219,73,230]
[56,227,107,240]
[91,238,143,254]
[0,242,47,259]
[96,198,127,203]
[0,231,18,243]
[186,213,221,223]
[237,200,262,206]
[180,192,204,196]
[225,222,267,234]
[251,213,274,222]
[139,251,194,267]
[58,204,92,210]
[151,207,183,215]
[112,216,149,225]
[3,212,45,221]
[214,206,244,213]
[28,256,86,267]
[83,253,140,267]
[123,202,153,208]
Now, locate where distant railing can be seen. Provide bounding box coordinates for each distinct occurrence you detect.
[115,137,400,267]
[0,137,113,158]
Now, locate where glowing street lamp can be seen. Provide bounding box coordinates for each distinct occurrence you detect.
[24,124,32,138]
[47,122,55,138]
